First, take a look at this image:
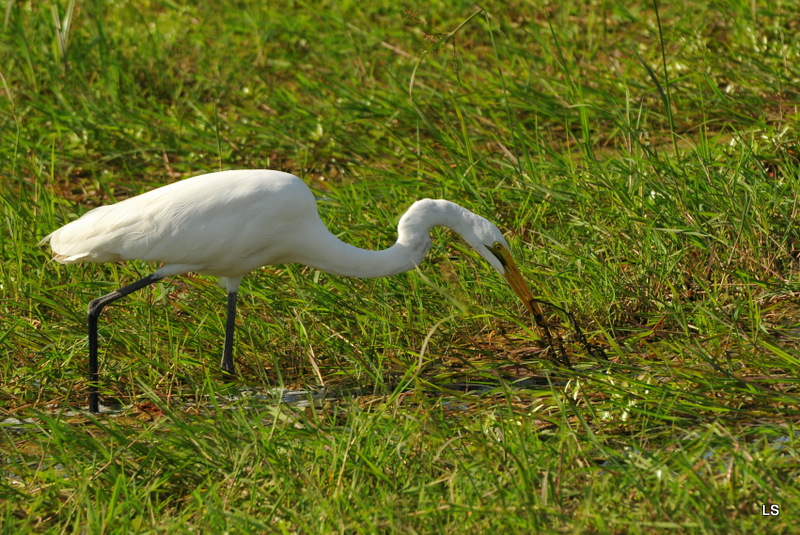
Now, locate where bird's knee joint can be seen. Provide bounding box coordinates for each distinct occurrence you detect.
[87,299,106,318]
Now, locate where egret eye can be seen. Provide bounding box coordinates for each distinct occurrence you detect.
[488,242,507,266]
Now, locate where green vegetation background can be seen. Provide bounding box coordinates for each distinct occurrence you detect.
[1,1,799,532]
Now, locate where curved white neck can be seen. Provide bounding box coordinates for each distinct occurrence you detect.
[289,199,478,279]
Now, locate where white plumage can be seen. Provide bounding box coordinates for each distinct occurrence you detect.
[42,169,538,412]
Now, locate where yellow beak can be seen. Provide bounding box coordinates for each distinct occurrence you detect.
[496,246,547,321]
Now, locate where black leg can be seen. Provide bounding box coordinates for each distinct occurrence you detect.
[88,273,163,413]
[220,290,238,374]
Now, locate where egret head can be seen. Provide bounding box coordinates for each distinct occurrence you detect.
[460,216,538,317]
[401,199,540,316]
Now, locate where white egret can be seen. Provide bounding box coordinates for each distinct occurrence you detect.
[42,169,545,413]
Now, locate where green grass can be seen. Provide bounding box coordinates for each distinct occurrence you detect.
[2,0,800,532]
